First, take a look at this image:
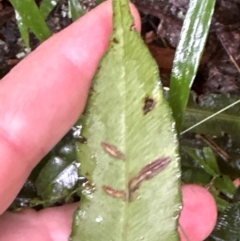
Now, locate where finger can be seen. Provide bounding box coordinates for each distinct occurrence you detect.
[0,1,140,213]
[179,184,217,241]
[0,185,218,241]
[0,203,78,241]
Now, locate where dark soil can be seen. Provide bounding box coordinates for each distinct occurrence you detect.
[134,0,240,95]
[0,0,72,77]
[1,0,240,96]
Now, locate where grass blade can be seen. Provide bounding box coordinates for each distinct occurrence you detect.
[182,93,240,138]
[40,0,60,19]
[168,0,216,132]
[15,11,30,48]
[69,0,86,21]
[9,0,51,41]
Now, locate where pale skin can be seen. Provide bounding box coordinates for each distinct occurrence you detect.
[0,1,217,240]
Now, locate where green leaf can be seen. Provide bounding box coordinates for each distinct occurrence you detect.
[214,175,236,200]
[35,157,79,206]
[40,0,60,19]
[209,187,229,212]
[96,0,105,4]
[69,0,86,21]
[181,166,212,184]
[15,11,30,48]
[168,0,216,132]
[34,133,80,206]
[181,149,212,184]
[71,0,181,240]
[203,147,220,175]
[9,0,51,41]
[184,147,220,177]
[182,93,240,138]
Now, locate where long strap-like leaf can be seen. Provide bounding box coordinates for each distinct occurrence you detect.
[169,0,216,132]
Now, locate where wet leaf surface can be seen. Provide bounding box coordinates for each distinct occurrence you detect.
[70,0,181,240]
[33,130,84,206]
[168,0,216,131]
[10,130,82,209]
[209,201,240,241]
[35,157,80,206]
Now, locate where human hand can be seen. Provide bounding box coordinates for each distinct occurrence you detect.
[0,1,217,240]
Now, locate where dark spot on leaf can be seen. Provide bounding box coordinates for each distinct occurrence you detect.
[130,24,136,31]
[128,157,171,201]
[112,37,119,44]
[102,185,126,201]
[143,97,156,115]
[85,172,90,177]
[101,142,126,160]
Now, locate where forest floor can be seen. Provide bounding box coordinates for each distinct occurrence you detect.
[1,0,240,96]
